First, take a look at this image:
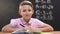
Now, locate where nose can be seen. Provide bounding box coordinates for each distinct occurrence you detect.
[26,10,30,14]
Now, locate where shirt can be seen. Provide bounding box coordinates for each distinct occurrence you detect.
[10,18,45,28]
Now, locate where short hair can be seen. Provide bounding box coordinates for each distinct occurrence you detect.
[19,1,34,9]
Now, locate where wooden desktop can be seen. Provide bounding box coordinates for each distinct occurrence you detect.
[0,31,60,34]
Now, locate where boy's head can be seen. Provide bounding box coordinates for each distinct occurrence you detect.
[19,1,34,20]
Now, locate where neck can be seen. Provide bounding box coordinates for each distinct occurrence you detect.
[23,18,30,23]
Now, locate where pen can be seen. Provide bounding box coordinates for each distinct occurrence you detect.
[20,24,25,27]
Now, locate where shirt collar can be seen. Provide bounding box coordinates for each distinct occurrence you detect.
[21,17,32,25]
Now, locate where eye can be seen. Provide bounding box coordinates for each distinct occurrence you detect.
[28,9,31,12]
[23,10,26,12]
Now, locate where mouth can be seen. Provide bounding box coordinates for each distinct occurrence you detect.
[25,15,30,16]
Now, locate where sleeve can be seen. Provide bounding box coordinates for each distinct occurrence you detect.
[10,19,17,27]
[36,19,45,28]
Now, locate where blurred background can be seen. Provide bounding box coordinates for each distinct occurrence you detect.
[0,0,60,31]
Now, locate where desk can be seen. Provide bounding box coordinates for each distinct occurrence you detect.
[52,31,60,34]
[0,31,60,34]
[0,32,11,34]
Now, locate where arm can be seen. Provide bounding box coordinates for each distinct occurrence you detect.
[31,23,54,32]
[1,24,31,33]
[1,24,22,33]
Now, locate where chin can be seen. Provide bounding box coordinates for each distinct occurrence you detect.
[25,17,31,19]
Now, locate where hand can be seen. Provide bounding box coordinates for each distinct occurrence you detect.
[24,26,31,30]
[31,27,40,31]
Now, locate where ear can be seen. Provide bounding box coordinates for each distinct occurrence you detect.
[32,10,34,14]
[18,10,21,16]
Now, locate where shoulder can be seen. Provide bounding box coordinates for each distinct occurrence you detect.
[10,18,22,22]
[10,18,21,26]
[31,18,41,22]
[31,18,44,24]
[10,18,21,24]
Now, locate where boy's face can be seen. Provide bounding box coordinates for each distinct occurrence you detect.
[19,5,34,19]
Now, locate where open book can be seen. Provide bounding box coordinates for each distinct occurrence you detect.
[12,29,41,34]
